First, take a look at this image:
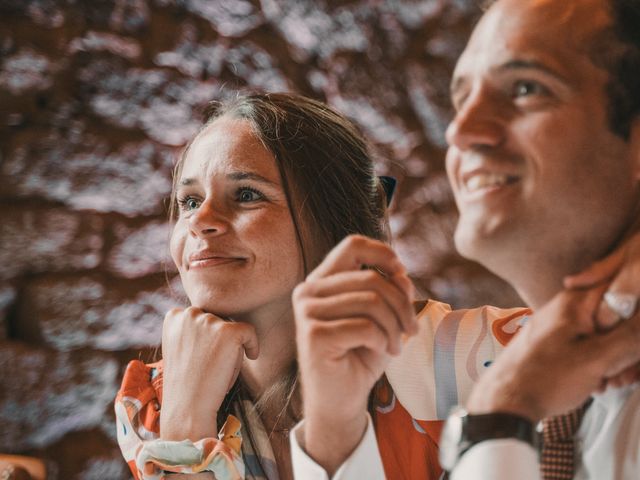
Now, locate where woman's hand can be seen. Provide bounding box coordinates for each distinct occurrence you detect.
[160,306,259,441]
[293,235,416,475]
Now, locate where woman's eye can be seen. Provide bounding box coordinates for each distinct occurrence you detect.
[178,197,200,211]
[237,187,264,203]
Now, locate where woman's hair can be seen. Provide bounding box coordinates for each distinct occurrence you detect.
[169,92,389,275]
[168,92,391,472]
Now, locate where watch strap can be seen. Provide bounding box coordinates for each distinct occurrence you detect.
[461,412,540,455]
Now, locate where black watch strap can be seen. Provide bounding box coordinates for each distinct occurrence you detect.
[461,412,539,455]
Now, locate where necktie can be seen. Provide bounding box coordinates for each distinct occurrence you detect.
[540,400,592,480]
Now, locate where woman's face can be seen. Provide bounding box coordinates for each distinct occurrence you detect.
[170,117,304,319]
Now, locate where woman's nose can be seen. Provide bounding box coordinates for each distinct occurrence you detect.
[188,200,229,238]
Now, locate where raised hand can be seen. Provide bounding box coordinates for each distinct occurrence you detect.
[293,235,416,475]
[466,286,640,422]
[564,232,640,388]
[160,306,259,441]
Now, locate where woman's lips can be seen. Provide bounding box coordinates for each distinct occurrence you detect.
[188,253,245,269]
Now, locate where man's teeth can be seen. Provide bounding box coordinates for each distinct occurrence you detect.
[465,173,513,191]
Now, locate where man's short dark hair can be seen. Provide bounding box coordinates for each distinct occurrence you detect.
[602,0,640,139]
[479,0,640,139]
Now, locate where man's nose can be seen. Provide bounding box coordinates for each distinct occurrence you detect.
[188,200,229,238]
[446,88,506,151]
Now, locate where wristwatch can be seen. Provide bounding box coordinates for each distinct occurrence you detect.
[439,406,541,471]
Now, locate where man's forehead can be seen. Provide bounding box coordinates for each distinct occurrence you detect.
[456,0,612,74]
[483,0,611,26]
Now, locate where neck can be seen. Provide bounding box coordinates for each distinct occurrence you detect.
[502,223,639,310]
[237,302,297,401]
[510,263,566,310]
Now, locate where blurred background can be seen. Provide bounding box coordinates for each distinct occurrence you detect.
[0,0,522,478]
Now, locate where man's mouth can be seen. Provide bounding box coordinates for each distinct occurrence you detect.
[463,172,520,193]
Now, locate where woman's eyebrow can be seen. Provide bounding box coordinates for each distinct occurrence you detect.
[179,177,196,186]
[228,171,279,186]
[177,171,279,187]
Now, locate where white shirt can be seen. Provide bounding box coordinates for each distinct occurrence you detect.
[290,414,386,480]
[290,384,640,479]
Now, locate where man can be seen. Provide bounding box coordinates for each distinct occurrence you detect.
[290,0,640,478]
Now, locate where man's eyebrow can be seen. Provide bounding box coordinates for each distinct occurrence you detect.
[450,58,570,98]
[497,59,569,83]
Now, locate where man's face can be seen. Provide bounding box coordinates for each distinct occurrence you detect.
[446,0,640,295]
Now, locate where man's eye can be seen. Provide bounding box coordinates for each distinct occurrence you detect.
[237,187,264,203]
[513,80,549,98]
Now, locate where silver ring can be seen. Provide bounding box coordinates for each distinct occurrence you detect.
[603,292,639,320]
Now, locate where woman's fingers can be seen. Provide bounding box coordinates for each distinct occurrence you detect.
[301,291,403,355]
[308,235,407,282]
[163,307,259,359]
[219,320,260,360]
[300,317,390,358]
[301,269,416,334]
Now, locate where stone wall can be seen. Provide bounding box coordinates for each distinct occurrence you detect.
[0,1,522,478]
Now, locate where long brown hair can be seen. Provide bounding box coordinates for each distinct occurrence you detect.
[169,92,390,473]
[170,92,389,274]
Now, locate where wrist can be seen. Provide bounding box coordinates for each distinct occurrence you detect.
[467,389,543,423]
[302,412,368,477]
[467,371,544,422]
[160,407,219,441]
[439,406,541,471]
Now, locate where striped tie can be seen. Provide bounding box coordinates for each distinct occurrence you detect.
[540,400,592,480]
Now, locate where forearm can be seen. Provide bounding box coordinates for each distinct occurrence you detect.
[466,376,543,422]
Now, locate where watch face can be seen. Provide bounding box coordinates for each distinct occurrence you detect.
[439,408,465,471]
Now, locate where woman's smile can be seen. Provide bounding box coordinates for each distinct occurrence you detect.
[169,117,304,318]
[187,249,247,269]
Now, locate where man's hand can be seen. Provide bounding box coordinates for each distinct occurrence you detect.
[466,287,640,422]
[564,232,640,388]
[160,307,259,441]
[294,235,416,475]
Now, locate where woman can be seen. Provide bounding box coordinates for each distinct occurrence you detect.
[115,92,529,480]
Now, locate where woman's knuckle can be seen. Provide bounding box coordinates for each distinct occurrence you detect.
[306,321,327,340]
[184,305,202,317]
[300,299,320,318]
[361,291,378,305]
[362,270,380,284]
[344,234,366,250]
[293,281,311,300]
